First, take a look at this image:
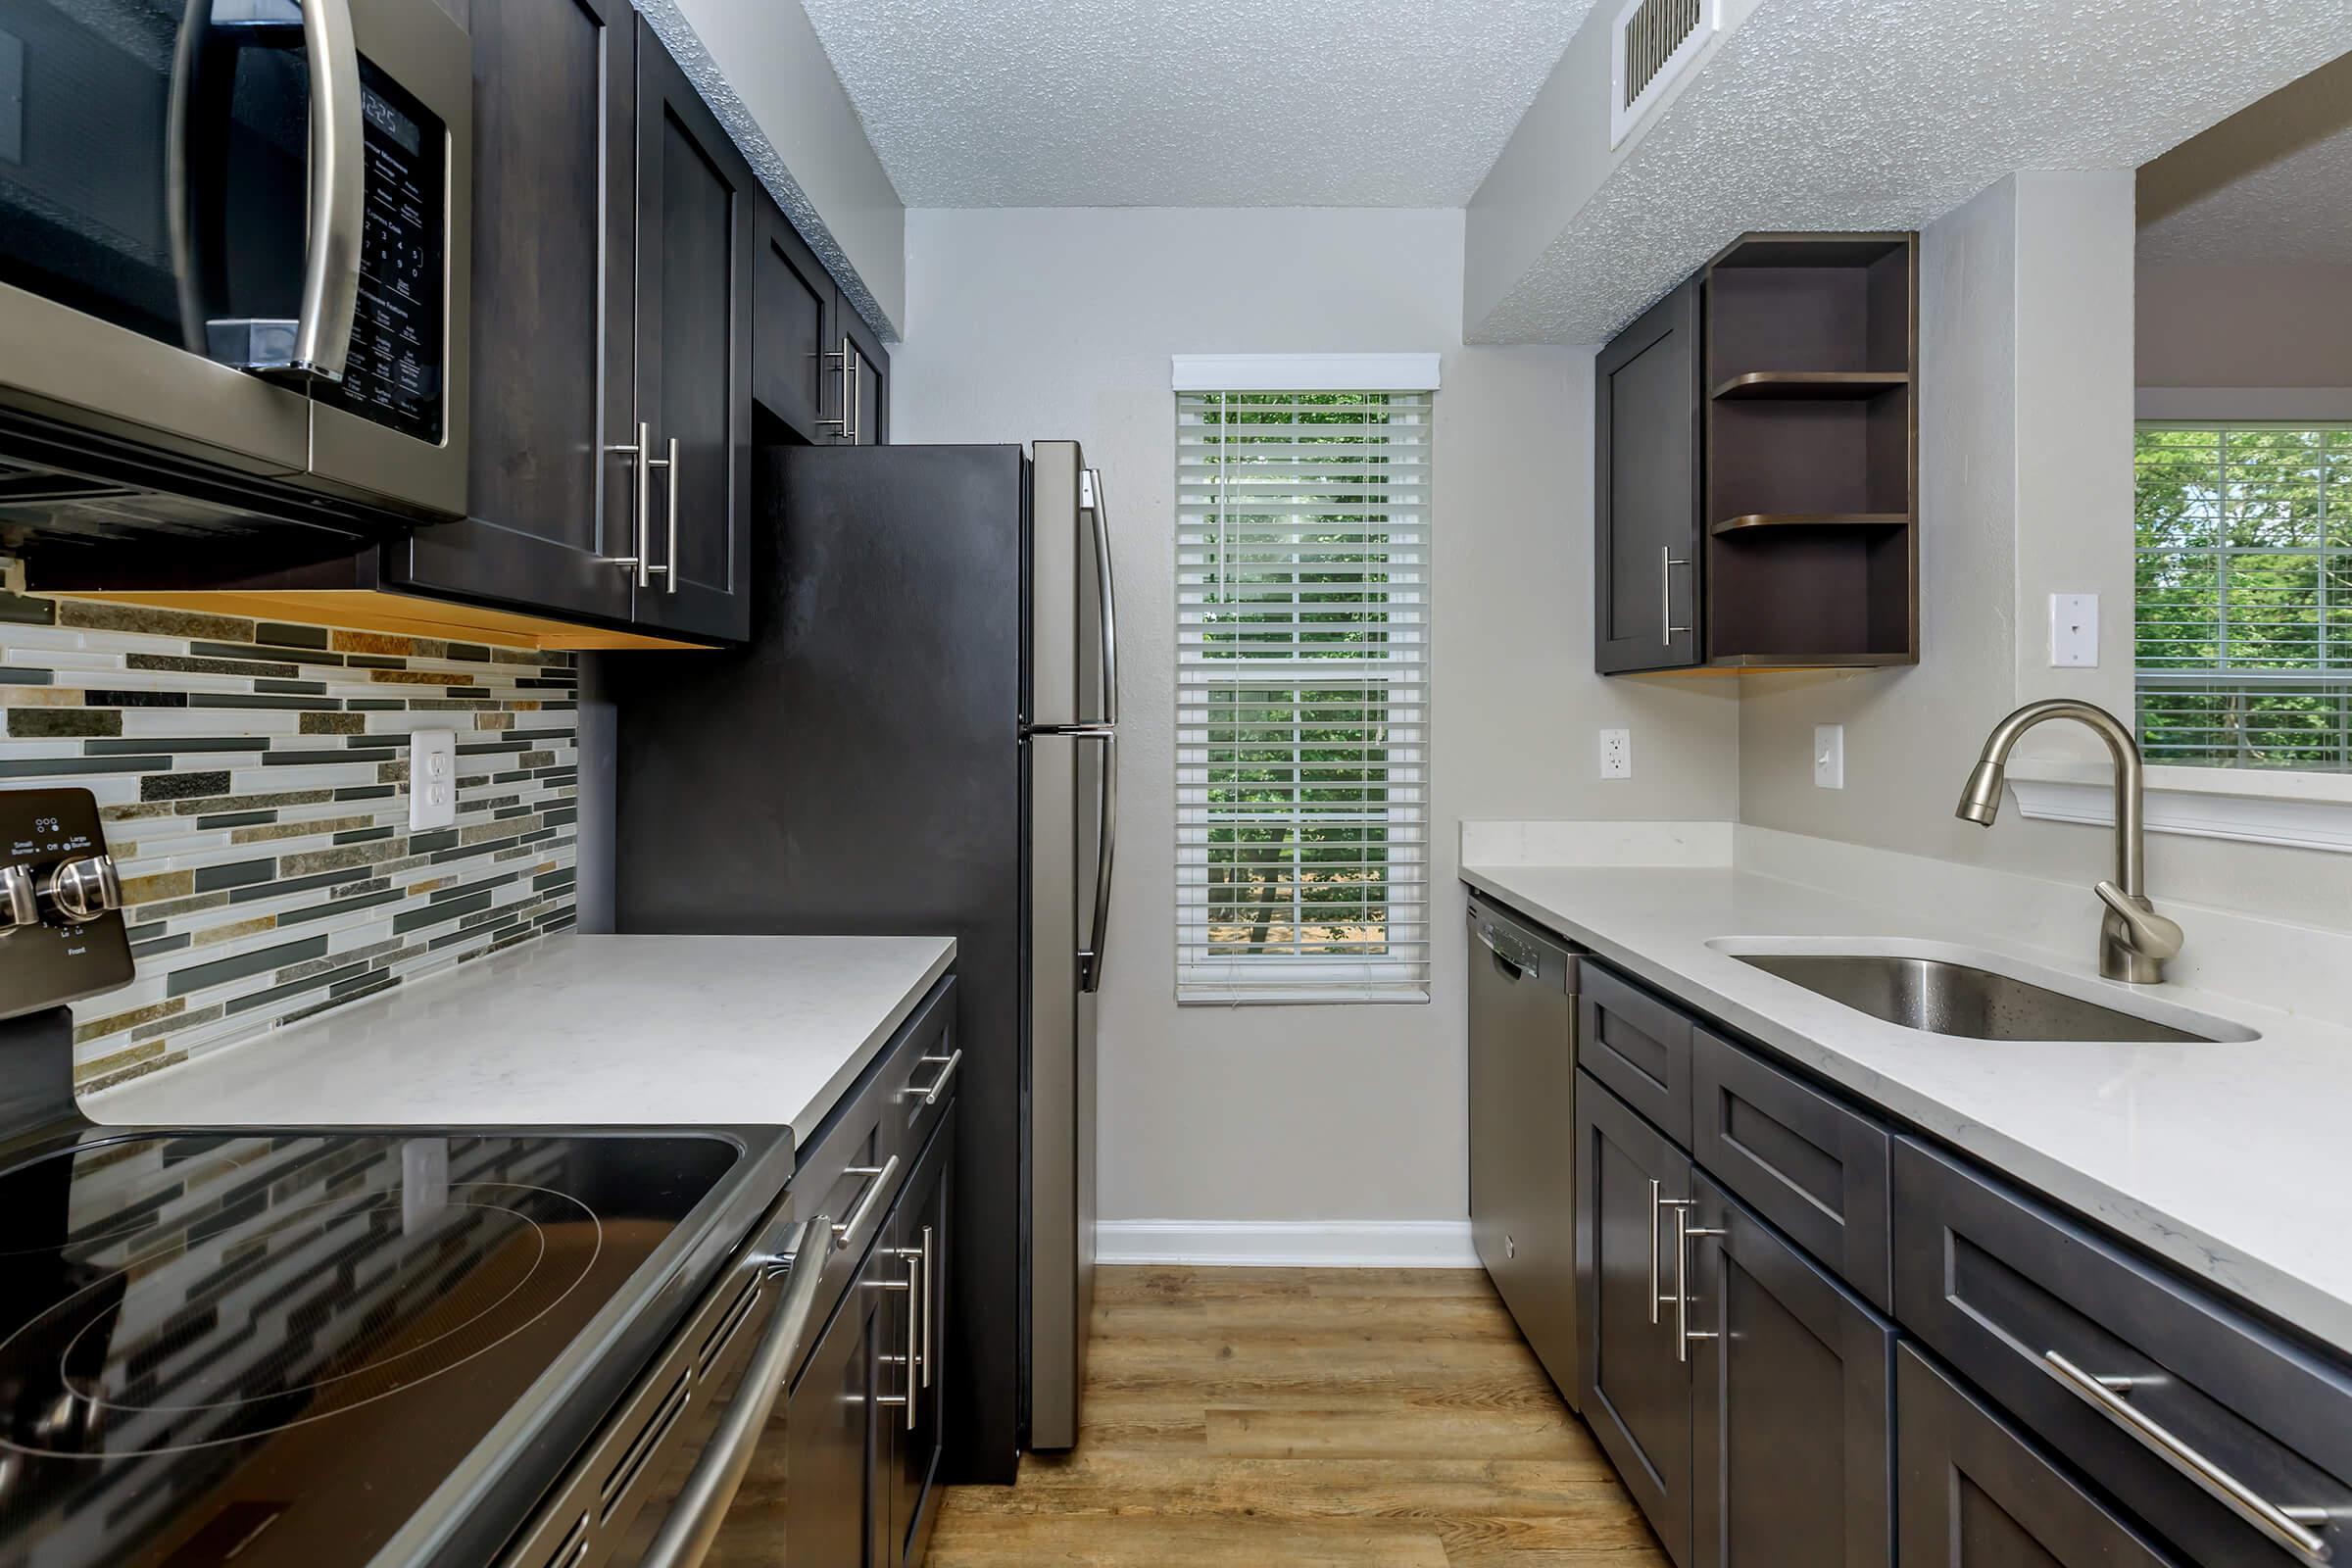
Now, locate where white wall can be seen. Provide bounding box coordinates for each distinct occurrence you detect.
[653,0,906,333]
[895,208,1739,1225]
[2136,263,2352,389]
[1739,173,2352,935]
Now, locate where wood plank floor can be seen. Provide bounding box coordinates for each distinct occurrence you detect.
[927,1266,1670,1567]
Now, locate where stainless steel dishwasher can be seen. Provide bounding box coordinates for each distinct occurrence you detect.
[1467,893,1582,1407]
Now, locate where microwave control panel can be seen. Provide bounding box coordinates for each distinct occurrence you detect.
[0,789,133,1021]
[313,62,448,448]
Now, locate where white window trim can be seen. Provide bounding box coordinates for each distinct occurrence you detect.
[2126,408,2352,825]
[1173,378,1434,1005]
[1171,353,1442,394]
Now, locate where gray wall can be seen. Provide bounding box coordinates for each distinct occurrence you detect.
[894,207,1739,1224]
[1738,172,2352,935]
[2137,263,2352,389]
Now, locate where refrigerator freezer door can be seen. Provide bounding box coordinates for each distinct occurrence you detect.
[1028,728,1083,1451]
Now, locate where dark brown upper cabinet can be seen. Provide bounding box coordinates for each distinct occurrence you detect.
[628,21,755,643]
[753,197,891,448]
[1595,232,1920,675]
[1594,278,1704,674]
[397,0,638,629]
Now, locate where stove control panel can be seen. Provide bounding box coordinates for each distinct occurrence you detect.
[0,789,134,1020]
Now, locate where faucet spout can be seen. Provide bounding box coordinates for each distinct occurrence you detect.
[1954,699,2176,983]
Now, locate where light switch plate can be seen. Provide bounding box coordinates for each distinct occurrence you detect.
[1814,724,1844,789]
[1598,728,1632,779]
[2049,593,2099,667]
[408,729,457,830]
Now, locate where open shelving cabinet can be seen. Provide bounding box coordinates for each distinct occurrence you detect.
[1701,232,1918,668]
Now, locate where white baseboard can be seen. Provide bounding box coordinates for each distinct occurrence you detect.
[1095,1219,1479,1268]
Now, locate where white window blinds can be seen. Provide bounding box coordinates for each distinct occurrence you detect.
[2136,422,2352,769]
[1175,388,1432,1004]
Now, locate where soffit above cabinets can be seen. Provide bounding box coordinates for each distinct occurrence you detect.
[1468,0,2352,344]
[796,0,1597,207]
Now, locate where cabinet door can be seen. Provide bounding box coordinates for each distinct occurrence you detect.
[841,295,891,445]
[394,0,637,624]
[889,1113,956,1567]
[1690,1175,1893,1568]
[780,1235,897,1567]
[1577,1070,1693,1566]
[1897,1347,2181,1567]
[1595,276,1703,673]
[633,20,754,642]
[754,197,841,444]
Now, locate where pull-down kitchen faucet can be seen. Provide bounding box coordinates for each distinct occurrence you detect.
[1955,699,2184,984]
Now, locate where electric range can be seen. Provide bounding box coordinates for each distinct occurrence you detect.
[0,791,820,1567]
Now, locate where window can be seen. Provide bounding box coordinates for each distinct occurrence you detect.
[1175,381,1432,1004]
[2135,422,2352,769]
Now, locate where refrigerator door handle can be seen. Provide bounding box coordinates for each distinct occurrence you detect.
[1080,729,1117,994]
[1083,466,1119,729]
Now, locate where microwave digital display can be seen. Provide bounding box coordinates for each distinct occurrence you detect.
[313,61,445,447]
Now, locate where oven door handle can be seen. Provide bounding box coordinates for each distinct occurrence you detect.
[638,1214,833,1568]
[290,0,365,379]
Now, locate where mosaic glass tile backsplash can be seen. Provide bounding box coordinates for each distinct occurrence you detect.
[0,595,579,1093]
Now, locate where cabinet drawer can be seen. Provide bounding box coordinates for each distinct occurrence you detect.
[1897,1345,2180,1567]
[787,982,954,1373]
[1893,1138,2352,1566]
[1691,1029,1889,1311]
[1579,961,1694,1147]
[881,977,959,1165]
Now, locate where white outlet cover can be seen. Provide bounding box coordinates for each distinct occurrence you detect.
[2049,593,2099,668]
[409,729,458,831]
[1598,728,1632,780]
[1814,723,1845,790]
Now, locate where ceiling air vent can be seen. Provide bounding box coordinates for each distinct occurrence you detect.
[1610,0,1722,148]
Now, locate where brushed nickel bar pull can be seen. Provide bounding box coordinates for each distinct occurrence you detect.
[1661,547,1691,646]
[604,422,656,586]
[1675,1203,1726,1363]
[817,340,851,434]
[662,435,681,593]
[907,1050,962,1107]
[832,1155,899,1252]
[919,1223,936,1388]
[879,1250,922,1430]
[2043,1350,2334,1563]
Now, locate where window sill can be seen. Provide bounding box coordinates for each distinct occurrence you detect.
[1177,987,1431,1006]
[2004,759,2352,856]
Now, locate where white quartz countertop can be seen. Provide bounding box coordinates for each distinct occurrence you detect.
[84,934,957,1152]
[1463,859,2352,1355]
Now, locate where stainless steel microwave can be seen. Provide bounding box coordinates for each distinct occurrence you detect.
[0,0,470,521]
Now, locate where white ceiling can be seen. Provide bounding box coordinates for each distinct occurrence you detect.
[2138,54,2352,267]
[1473,0,2352,342]
[797,0,1598,208]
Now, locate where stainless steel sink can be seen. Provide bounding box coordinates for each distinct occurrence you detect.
[1730,953,2228,1043]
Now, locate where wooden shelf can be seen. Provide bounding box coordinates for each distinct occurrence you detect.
[1710,370,1909,402]
[1711,512,1911,537]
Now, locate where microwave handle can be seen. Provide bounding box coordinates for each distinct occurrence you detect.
[290,0,366,380]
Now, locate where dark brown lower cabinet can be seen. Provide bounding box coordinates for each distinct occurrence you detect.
[1577,1070,1694,1565]
[888,1116,955,1567]
[1897,1346,2180,1566]
[1690,1175,1892,1568]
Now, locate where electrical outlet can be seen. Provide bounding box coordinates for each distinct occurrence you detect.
[1814,724,1845,790]
[2049,593,2099,667]
[408,729,457,831]
[1598,728,1632,780]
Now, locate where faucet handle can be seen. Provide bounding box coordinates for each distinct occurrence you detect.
[2094,881,2184,963]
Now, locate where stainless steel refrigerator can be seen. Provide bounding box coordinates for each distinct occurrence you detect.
[610,439,1115,1478]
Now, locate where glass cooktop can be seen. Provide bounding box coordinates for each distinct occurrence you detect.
[0,1129,740,1568]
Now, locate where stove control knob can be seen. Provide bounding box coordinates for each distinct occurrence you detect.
[43,855,122,925]
[0,864,35,931]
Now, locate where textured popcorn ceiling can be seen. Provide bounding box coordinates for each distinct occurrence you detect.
[1474,0,2352,343]
[2138,52,2352,266]
[798,0,1598,206]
